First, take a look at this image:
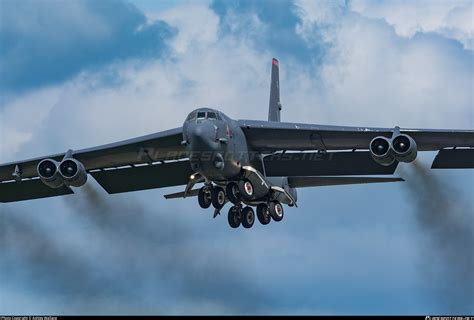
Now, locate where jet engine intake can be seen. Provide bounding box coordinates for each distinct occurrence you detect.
[369,136,395,166]
[58,158,87,187]
[37,159,64,188]
[391,134,417,163]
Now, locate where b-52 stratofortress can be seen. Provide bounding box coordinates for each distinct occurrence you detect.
[1,59,473,228]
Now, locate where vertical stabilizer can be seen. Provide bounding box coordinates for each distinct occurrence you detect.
[268,58,281,122]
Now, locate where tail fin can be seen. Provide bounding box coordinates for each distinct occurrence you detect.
[268,58,282,122]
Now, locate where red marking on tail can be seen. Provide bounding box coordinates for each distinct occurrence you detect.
[272,58,279,66]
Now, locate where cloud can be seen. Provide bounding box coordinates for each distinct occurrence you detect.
[0,0,175,94]
[210,0,318,62]
[350,0,474,50]
[293,1,473,128]
[157,3,219,54]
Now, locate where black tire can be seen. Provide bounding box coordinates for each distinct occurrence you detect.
[198,186,212,209]
[256,203,271,225]
[211,186,226,209]
[239,179,254,201]
[228,206,241,228]
[269,201,284,222]
[226,182,241,204]
[241,206,255,229]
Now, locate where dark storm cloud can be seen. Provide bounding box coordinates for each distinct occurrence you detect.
[0,184,268,314]
[0,0,175,93]
[401,162,473,312]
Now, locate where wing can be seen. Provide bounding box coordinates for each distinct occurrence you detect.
[431,149,474,169]
[0,179,74,203]
[263,151,399,176]
[287,176,404,188]
[0,127,186,182]
[90,160,193,194]
[0,128,191,202]
[238,120,474,152]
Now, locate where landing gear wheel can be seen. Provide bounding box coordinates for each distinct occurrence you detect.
[211,186,226,209]
[241,206,255,229]
[228,206,241,228]
[226,182,241,204]
[269,201,284,222]
[239,179,254,201]
[198,186,212,209]
[256,203,271,225]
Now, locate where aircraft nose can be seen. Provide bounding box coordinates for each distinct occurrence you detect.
[189,122,215,150]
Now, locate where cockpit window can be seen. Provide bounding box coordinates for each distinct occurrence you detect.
[186,112,197,121]
[197,112,206,120]
[207,112,217,120]
[189,110,222,121]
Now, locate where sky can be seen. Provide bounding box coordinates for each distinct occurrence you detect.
[0,0,473,315]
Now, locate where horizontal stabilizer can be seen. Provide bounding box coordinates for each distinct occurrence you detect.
[431,149,474,169]
[0,179,73,203]
[288,176,404,188]
[91,161,193,194]
[264,151,398,176]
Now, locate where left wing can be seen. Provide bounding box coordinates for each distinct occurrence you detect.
[263,151,399,177]
[238,120,474,152]
[288,176,404,188]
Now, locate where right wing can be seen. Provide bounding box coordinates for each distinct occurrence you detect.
[0,127,187,183]
[0,127,191,202]
[0,179,74,203]
[89,160,193,195]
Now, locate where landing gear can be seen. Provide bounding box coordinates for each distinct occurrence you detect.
[241,206,255,229]
[269,201,284,222]
[211,186,226,209]
[198,186,212,209]
[226,182,241,204]
[239,179,254,201]
[256,203,271,225]
[227,205,241,228]
[199,182,285,228]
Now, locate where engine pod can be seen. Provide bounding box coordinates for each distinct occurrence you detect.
[59,158,87,187]
[391,134,417,163]
[37,159,64,188]
[369,136,395,166]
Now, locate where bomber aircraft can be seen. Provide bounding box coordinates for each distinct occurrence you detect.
[1,59,473,228]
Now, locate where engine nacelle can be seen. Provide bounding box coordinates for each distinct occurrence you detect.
[37,159,64,188]
[369,136,395,166]
[58,158,87,187]
[391,134,417,163]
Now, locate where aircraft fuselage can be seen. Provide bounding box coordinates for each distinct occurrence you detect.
[183,108,252,182]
